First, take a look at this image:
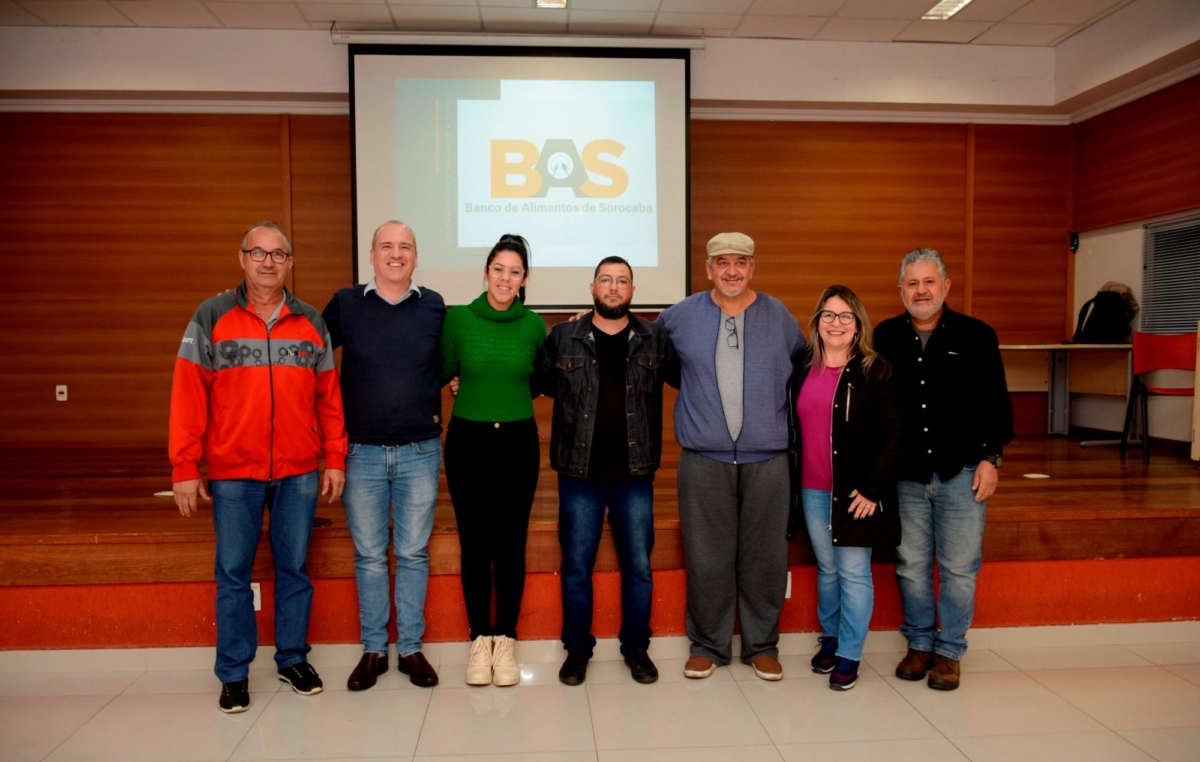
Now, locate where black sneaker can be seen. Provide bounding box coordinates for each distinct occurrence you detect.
[558,650,590,686]
[811,636,838,674]
[218,679,249,713]
[829,657,860,691]
[624,648,659,684]
[278,662,324,695]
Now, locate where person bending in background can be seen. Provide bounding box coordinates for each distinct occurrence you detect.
[788,284,901,691]
[439,234,547,687]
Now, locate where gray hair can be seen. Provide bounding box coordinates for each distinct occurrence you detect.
[371,220,417,250]
[898,247,947,284]
[241,219,292,254]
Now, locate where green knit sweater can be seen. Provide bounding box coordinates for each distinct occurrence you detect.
[438,293,547,422]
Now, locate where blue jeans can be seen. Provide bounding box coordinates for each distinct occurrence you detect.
[210,471,318,683]
[558,475,655,656]
[801,489,874,662]
[894,466,986,661]
[342,440,441,656]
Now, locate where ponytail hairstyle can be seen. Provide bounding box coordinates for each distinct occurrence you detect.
[486,233,531,304]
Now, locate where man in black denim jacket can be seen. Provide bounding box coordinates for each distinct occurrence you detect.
[534,256,675,687]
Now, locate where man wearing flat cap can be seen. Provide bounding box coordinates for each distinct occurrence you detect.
[657,232,804,681]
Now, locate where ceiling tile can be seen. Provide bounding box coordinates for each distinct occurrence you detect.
[659,0,752,14]
[110,1,221,26]
[653,11,741,28]
[837,0,943,20]
[1006,0,1123,25]
[814,16,908,41]
[951,0,1031,22]
[971,21,1074,45]
[0,0,45,23]
[894,19,992,42]
[571,0,659,11]
[206,2,310,28]
[480,6,566,32]
[652,23,702,35]
[387,3,480,30]
[300,2,393,21]
[748,0,841,15]
[479,0,529,7]
[18,1,133,26]
[388,0,475,5]
[735,14,824,38]
[567,9,652,34]
[280,0,387,5]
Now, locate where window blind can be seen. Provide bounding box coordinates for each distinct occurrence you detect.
[1142,214,1200,334]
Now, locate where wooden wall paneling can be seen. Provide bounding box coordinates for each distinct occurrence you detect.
[1065,123,1077,339]
[287,115,353,314]
[0,113,285,448]
[964,123,976,315]
[971,125,1072,343]
[689,121,968,330]
[279,114,294,292]
[1073,75,1200,233]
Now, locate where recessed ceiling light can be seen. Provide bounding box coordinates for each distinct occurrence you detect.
[537,0,567,8]
[922,0,974,20]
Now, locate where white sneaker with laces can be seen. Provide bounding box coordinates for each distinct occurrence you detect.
[491,635,520,687]
[465,635,494,686]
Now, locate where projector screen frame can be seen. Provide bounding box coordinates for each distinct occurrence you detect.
[347,43,691,310]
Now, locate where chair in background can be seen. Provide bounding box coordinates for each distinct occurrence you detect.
[1120,331,1198,464]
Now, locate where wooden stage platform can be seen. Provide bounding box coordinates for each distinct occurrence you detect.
[1,436,1198,587]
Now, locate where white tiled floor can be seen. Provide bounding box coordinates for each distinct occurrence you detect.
[2,627,1199,762]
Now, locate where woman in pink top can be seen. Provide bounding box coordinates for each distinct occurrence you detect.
[786,285,901,691]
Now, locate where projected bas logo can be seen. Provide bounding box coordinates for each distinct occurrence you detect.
[491,139,627,199]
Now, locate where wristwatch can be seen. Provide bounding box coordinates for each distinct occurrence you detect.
[983,454,1002,468]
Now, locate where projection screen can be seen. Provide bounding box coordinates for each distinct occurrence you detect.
[350,44,690,309]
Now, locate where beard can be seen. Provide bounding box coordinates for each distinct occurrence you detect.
[594,296,631,320]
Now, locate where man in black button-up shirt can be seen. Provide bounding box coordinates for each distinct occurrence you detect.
[874,248,1013,692]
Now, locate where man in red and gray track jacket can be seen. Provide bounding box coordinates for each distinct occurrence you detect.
[168,219,347,714]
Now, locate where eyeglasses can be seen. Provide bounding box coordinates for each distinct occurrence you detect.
[725,317,739,349]
[596,275,632,288]
[242,248,291,264]
[488,264,525,279]
[819,311,856,325]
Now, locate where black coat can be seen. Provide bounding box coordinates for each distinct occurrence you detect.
[787,352,903,548]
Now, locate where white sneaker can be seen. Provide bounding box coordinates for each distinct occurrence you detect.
[465,635,493,686]
[491,635,520,687]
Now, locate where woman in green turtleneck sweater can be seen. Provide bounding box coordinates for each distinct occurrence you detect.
[439,234,546,688]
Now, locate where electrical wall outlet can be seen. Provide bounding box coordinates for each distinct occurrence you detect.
[55,385,68,402]
[251,583,261,611]
[785,571,792,599]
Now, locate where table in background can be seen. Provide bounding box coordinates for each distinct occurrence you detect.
[1000,344,1131,435]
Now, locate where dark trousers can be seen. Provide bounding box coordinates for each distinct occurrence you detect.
[558,474,655,656]
[444,416,540,641]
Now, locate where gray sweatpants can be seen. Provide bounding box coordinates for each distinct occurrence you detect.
[678,449,790,665]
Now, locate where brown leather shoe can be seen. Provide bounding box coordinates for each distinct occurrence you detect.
[927,655,961,691]
[347,652,389,691]
[752,654,784,681]
[895,648,935,681]
[398,651,439,688]
[683,655,716,679]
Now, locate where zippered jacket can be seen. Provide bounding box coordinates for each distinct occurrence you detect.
[534,312,675,478]
[787,352,902,548]
[657,291,804,464]
[169,283,348,483]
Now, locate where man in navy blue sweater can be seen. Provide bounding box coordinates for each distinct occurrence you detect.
[322,221,447,690]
